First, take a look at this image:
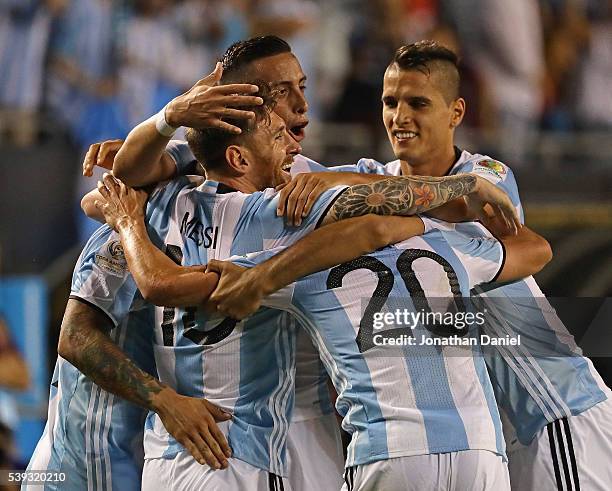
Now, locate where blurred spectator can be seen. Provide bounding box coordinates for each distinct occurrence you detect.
[249,0,321,115]
[47,0,124,147]
[118,0,202,129]
[426,24,496,129]
[172,0,250,59]
[575,3,612,129]
[458,0,546,166]
[328,0,405,149]
[0,0,65,147]
[383,0,441,46]
[0,314,30,473]
[540,0,591,130]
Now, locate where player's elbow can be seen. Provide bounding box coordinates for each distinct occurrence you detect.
[531,234,553,272]
[57,323,78,364]
[81,193,98,219]
[139,283,166,306]
[111,160,133,185]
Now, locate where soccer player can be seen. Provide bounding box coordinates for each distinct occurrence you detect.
[25,71,267,491]
[80,39,523,491]
[94,166,551,490]
[85,77,523,489]
[25,225,233,491]
[279,41,612,490]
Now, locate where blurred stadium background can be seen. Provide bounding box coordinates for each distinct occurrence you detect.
[0,0,611,467]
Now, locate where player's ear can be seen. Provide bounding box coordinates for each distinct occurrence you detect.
[225,145,248,175]
[450,97,465,129]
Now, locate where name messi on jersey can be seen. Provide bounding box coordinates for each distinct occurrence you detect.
[180,212,219,248]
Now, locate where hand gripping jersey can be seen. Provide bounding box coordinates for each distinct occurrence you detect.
[141,175,345,476]
[234,227,507,467]
[26,225,157,491]
[292,151,610,445]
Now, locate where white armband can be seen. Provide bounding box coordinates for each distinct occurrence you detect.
[154,105,178,137]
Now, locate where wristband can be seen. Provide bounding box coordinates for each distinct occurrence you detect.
[154,105,178,137]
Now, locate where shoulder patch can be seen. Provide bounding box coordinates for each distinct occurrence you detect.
[95,240,128,276]
[475,159,506,179]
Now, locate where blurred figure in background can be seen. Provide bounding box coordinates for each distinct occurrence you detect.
[540,0,591,130]
[0,0,65,147]
[575,0,612,129]
[0,314,30,472]
[172,0,250,59]
[46,0,123,147]
[118,0,207,130]
[451,0,546,166]
[250,0,320,115]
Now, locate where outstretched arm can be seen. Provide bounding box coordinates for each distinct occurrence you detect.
[321,174,520,233]
[96,175,425,311]
[278,170,519,235]
[58,299,232,469]
[207,215,426,318]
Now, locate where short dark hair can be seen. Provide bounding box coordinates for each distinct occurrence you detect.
[185,81,277,172]
[390,41,460,103]
[220,36,291,82]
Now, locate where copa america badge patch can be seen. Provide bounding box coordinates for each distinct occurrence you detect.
[95,240,128,276]
[475,159,506,179]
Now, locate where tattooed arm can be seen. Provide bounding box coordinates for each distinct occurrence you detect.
[319,174,520,232]
[57,299,232,469]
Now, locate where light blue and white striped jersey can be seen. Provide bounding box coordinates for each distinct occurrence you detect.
[141,176,345,476]
[292,151,610,445]
[165,140,336,423]
[234,228,507,466]
[26,225,156,491]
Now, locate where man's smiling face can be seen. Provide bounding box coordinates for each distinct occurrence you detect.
[382,63,462,167]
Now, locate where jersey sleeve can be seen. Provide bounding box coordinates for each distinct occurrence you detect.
[454,158,524,223]
[236,185,348,249]
[165,140,199,176]
[291,155,389,175]
[69,225,138,327]
[440,228,505,287]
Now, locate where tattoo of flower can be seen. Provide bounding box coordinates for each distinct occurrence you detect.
[414,185,435,207]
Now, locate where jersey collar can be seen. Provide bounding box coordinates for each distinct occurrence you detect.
[200,180,240,194]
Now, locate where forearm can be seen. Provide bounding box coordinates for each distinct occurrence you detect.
[324,174,478,224]
[424,198,472,222]
[113,118,176,186]
[58,299,168,412]
[116,219,216,306]
[497,226,552,282]
[255,215,424,294]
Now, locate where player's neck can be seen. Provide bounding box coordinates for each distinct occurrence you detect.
[207,172,260,194]
[399,146,457,178]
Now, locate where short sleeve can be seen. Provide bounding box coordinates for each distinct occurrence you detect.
[69,226,138,327]
[290,155,389,175]
[440,229,505,287]
[234,185,348,251]
[166,140,198,176]
[290,155,335,175]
